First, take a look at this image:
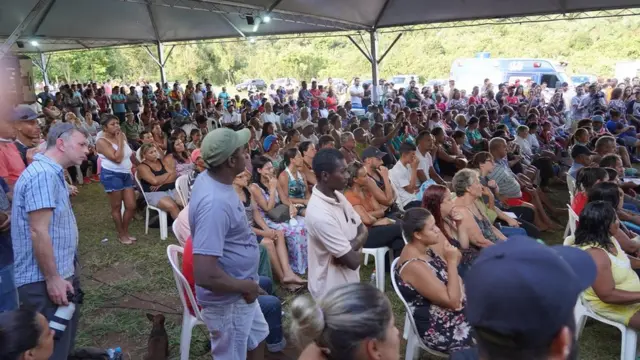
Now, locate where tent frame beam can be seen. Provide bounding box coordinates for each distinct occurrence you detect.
[143,42,175,84]
[346,35,371,63]
[0,0,55,59]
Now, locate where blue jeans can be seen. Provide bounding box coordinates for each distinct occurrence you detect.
[258,276,285,353]
[0,264,18,312]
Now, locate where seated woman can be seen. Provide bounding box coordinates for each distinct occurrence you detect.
[587,182,640,259]
[571,167,609,215]
[290,283,399,360]
[0,309,54,360]
[249,156,308,275]
[344,162,405,268]
[164,136,193,178]
[137,143,181,219]
[422,184,477,277]
[277,148,309,216]
[233,170,306,290]
[431,127,466,177]
[572,201,640,329]
[394,208,474,353]
[263,134,283,169]
[452,169,506,246]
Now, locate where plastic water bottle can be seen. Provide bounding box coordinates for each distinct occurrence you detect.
[49,301,76,340]
[107,347,122,360]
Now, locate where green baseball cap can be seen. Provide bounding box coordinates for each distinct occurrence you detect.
[201,127,250,168]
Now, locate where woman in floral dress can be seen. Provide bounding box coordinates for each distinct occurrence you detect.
[393,208,474,353]
[249,155,308,274]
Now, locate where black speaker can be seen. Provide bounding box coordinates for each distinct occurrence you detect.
[246,15,254,25]
[16,41,24,48]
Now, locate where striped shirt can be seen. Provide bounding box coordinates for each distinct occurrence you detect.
[487,157,522,199]
[11,153,78,287]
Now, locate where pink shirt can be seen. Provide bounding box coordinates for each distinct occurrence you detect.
[0,141,26,185]
[305,186,362,299]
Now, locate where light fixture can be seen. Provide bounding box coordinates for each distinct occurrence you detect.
[248,37,256,43]
[30,40,39,47]
[252,20,260,32]
[246,15,255,25]
[263,14,271,23]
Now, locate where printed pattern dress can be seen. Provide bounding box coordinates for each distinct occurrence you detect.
[257,186,308,274]
[393,251,474,353]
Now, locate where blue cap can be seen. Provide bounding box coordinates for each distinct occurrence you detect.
[465,236,596,346]
[11,105,38,121]
[591,115,604,123]
[263,135,277,152]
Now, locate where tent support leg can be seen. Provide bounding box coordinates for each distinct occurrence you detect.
[370,30,379,105]
[40,52,50,87]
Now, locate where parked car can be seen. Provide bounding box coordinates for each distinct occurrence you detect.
[319,78,347,94]
[235,79,267,92]
[571,74,597,86]
[391,74,421,90]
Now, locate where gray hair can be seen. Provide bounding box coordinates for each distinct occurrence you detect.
[488,137,506,153]
[452,168,480,197]
[46,126,89,150]
[339,131,354,144]
[289,283,392,356]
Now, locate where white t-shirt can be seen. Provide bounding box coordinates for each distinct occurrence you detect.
[306,187,362,299]
[319,108,329,119]
[221,111,241,125]
[514,136,533,165]
[349,85,364,108]
[260,112,280,127]
[416,149,433,181]
[194,91,204,105]
[389,161,416,210]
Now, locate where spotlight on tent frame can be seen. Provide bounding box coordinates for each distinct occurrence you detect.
[263,14,271,23]
[248,37,256,43]
[253,19,260,32]
[30,40,39,47]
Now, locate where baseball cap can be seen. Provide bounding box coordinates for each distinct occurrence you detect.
[200,128,250,168]
[263,135,277,152]
[294,120,314,131]
[47,123,76,143]
[571,144,593,159]
[190,148,201,163]
[591,115,604,123]
[361,146,386,160]
[465,237,596,347]
[11,105,38,121]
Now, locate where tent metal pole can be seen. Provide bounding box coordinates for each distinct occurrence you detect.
[157,42,167,85]
[0,0,55,60]
[346,35,371,63]
[370,30,379,105]
[40,52,50,87]
[377,33,402,64]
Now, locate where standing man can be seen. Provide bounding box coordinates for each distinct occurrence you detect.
[0,107,28,187]
[218,86,230,108]
[190,128,267,360]
[14,106,42,166]
[37,86,54,106]
[306,148,368,299]
[349,77,364,109]
[405,80,420,109]
[12,123,89,359]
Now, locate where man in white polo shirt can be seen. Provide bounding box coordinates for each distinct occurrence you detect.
[305,148,368,299]
[415,130,445,186]
[349,77,364,109]
[389,142,422,210]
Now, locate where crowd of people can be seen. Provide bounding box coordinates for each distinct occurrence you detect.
[1,73,640,360]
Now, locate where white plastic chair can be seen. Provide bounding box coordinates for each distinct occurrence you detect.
[175,174,190,207]
[362,247,393,292]
[574,294,638,360]
[166,245,206,360]
[567,204,578,236]
[135,173,169,240]
[390,258,448,360]
[566,173,576,203]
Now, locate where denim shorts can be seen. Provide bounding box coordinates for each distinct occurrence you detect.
[100,168,134,193]
[201,299,269,360]
[0,264,18,312]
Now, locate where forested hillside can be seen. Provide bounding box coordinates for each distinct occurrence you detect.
[36,16,640,85]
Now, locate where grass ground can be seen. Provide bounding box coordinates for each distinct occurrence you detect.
[72,182,623,359]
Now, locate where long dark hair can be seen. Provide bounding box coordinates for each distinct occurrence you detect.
[575,167,608,192]
[574,201,616,250]
[0,309,44,360]
[422,185,452,241]
[587,182,621,210]
[279,148,299,176]
[167,136,190,163]
[251,155,272,193]
[401,208,433,243]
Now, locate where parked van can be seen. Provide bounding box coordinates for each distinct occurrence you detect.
[450,58,573,97]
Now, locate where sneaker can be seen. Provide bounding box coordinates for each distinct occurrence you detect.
[83,177,90,184]
[91,174,100,182]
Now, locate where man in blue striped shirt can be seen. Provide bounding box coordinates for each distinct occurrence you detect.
[12,123,89,360]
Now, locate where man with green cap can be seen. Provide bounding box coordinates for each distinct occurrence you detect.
[189,127,267,360]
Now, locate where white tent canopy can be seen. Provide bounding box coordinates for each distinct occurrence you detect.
[2,0,640,53]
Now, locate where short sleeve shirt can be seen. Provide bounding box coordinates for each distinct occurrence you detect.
[189,173,259,305]
[487,158,522,199]
[0,141,27,185]
[389,161,416,209]
[306,187,362,299]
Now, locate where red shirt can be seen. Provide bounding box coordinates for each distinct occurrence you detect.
[181,236,199,316]
[572,191,588,216]
[310,89,322,109]
[326,96,338,111]
[469,95,482,105]
[506,96,519,105]
[0,142,26,185]
[436,102,446,112]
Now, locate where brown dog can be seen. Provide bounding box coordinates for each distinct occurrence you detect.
[144,313,169,360]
